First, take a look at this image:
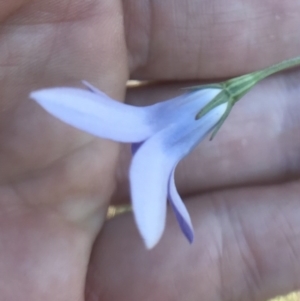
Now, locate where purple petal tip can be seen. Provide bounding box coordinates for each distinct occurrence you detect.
[170,201,194,243]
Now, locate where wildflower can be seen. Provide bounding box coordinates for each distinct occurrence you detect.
[31,82,226,248]
[30,54,300,248]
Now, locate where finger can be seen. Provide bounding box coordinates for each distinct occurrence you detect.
[86,180,300,301]
[0,0,127,180]
[125,0,300,79]
[112,69,300,203]
[1,0,128,92]
[0,0,128,231]
[0,1,128,299]
[0,186,93,300]
[0,0,31,22]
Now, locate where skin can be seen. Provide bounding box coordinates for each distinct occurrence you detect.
[0,0,300,300]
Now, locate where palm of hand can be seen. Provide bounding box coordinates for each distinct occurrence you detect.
[1,1,300,300]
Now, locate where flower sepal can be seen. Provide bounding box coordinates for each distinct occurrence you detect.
[192,73,260,139]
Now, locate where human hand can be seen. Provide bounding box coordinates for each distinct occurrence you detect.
[1,1,300,300]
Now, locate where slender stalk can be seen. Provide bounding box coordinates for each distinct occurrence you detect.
[227,55,300,102]
[252,56,300,81]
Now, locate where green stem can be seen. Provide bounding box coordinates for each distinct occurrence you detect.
[252,55,300,81]
[225,55,300,104]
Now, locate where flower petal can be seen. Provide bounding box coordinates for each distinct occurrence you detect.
[147,88,222,131]
[129,126,174,249]
[168,168,194,243]
[30,87,154,142]
[131,142,143,154]
[130,103,227,249]
[81,80,106,95]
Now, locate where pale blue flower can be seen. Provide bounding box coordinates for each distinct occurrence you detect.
[31,82,227,248]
